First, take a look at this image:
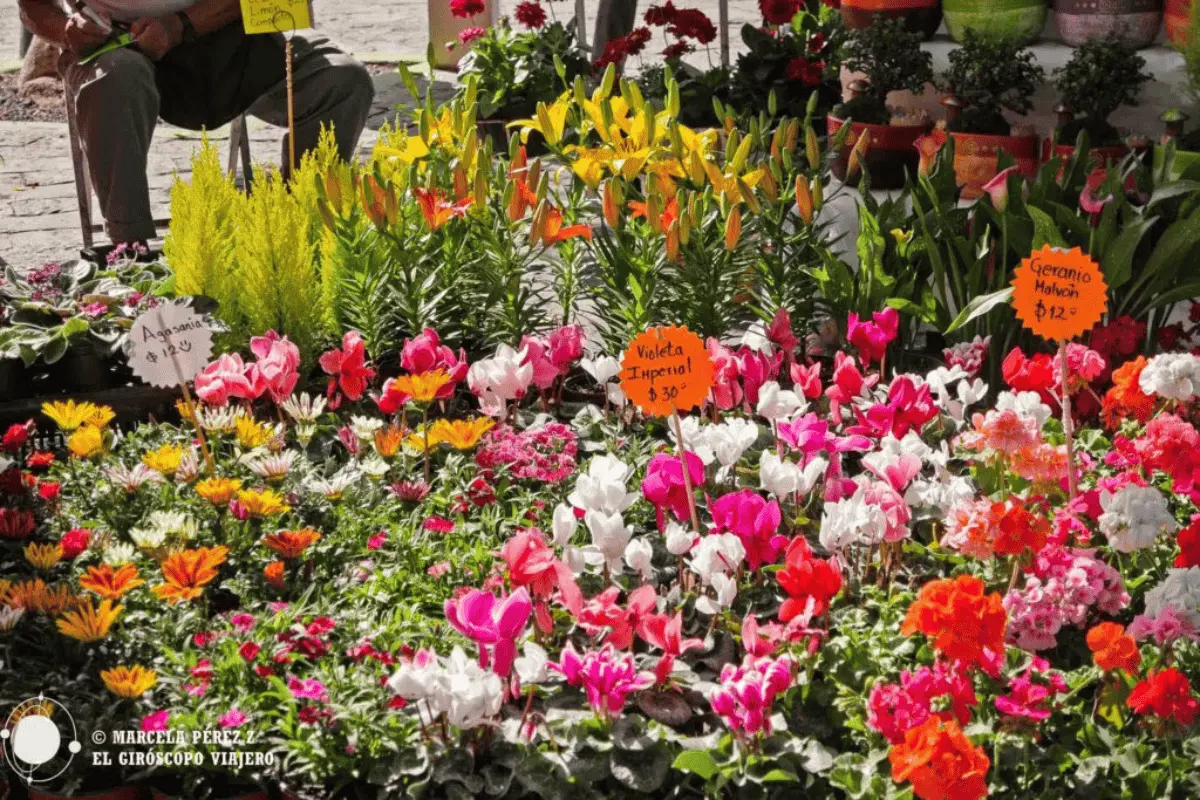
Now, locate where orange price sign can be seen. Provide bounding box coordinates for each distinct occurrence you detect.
[1012,245,1107,341]
[619,326,713,417]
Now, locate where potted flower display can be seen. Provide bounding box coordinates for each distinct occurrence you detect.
[1046,36,1152,167]
[827,16,933,188]
[455,14,590,148]
[1166,0,1191,44]
[841,0,943,39]
[935,31,1044,198]
[1157,0,1200,178]
[731,3,847,121]
[1053,0,1163,48]
[943,0,1047,44]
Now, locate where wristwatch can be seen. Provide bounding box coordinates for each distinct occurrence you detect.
[176,11,198,44]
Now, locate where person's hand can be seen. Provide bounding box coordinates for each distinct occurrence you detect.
[63,12,111,58]
[130,15,183,61]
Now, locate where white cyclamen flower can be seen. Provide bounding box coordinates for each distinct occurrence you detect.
[1139,353,1200,401]
[664,521,698,555]
[514,642,550,685]
[760,450,801,498]
[708,418,760,469]
[819,492,888,552]
[624,538,654,581]
[756,381,805,421]
[1144,567,1200,628]
[690,533,745,585]
[585,510,632,573]
[441,647,505,729]
[696,572,738,615]
[468,345,534,408]
[669,416,716,465]
[551,504,578,548]
[1098,484,1178,553]
[568,454,637,515]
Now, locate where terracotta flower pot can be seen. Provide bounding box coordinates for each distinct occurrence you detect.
[828,116,930,189]
[1041,141,1147,179]
[841,0,944,39]
[949,131,1040,199]
[943,0,1048,43]
[1165,0,1191,43]
[1053,0,1163,47]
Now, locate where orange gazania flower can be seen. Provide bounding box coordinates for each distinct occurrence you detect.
[235,488,290,519]
[429,417,495,450]
[263,561,286,590]
[101,665,157,698]
[11,579,78,616]
[387,370,451,405]
[888,718,989,800]
[374,425,406,458]
[262,528,321,560]
[413,187,472,231]
[151,546,228,604]
[900,575,1007,670]
[79,564,144,600]
[56,597,121,642]
[195,477,242,505]
[1087,622,1142,674]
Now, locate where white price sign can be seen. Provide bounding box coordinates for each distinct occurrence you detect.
[128,301,214,389]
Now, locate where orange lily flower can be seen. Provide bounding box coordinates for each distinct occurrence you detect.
[413,187,472,231]
[540,206,592,246]
[151,546,228,604]
[628,197,679,233]
[79,564,145,600]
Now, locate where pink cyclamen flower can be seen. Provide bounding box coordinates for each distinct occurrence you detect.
[287,676,330,703]
[766,308,799,361]
[549,643,653,720]
[708,489,787,570]
[444,587,533,678]
[736,346,783,410]
[706,337,743,410]
[247,331,300,402]
[500,528,583,630]
[789,361,822,400]
[319,330,376,407]
[709,655,794,739]
[219,708,249,728]
[194,353,255,406]
[141,710,169,732]
[578,584,656,650]
[547,325,585,375]
[824,352,878,423]
[846,308,899,364]
[639,611,705,683]
[519,336,560,391]
[642,452,704,530]
[400,328,468,399]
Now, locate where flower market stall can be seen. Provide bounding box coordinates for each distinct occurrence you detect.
[3,1,1200,799]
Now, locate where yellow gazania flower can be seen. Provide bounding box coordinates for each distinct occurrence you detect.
[0,579,11,606]
[67,425,104,459]
[235,416,276,450]
[235,488,290,519]
[195,477,242,506]
[429,417,495,450]
[56,597,121,642]
[101,665,157,698]
[142,443,184,475]
[9,700,53,725]
[387,370,452,405]
[42,400,113,431]
[24,542,63,571]
[373,425,406,458]
[404,431,440,455]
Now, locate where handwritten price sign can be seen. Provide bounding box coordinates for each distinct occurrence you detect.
[619,326,713,417]
[128,301,214,389]
[240,0,313,33]
[1012,245,1107,341]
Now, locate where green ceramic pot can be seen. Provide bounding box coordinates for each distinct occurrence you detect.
[943,0,1048,43]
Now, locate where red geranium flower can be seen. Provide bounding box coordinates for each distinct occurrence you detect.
[449,0,485,18]
[514,0,546,28]
[759,0,803,26]
[1128,668,1200,727]
[1177,515,1200,568]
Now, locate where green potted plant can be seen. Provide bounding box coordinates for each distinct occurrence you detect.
[1053,0,1163,48]
[943,0,1047,44]
[936,31,1044,198]
[1047,37,1152,166]
[455,17,590,147]
[827,17,933,188]
[731,4,847,122]
[842,0,943,39]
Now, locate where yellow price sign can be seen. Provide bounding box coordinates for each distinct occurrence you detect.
[240,0,313,33]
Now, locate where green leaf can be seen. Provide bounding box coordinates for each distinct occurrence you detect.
[1028,205,1066,249]
[1101,215,1155,290]
[944,287,1014,333]
[673,749,719,780]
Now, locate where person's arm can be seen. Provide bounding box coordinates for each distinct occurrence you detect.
[131,0,243,60]
[18,0,110,56]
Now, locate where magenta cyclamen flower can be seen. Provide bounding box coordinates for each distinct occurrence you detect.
[846,308,899,364]
[444,587,533,678]
[708,489,787,570]
[708,656,793,738]
[549,644,653,720]
[642,452,704,529]
[287,676,330,703]
[400,328,468,399]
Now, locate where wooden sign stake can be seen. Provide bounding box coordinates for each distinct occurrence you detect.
[1058,340,1078,505]
[286,36,296,174]
[179,380,216,475]
[670,409,702,534]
